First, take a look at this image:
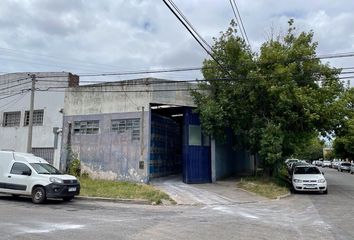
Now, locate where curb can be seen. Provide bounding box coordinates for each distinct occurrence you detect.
[276,191,291,200]
[75,196,151,205]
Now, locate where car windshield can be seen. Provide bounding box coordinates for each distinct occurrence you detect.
[342,163,351,166]
[294,166,321,174]
[30,163,62,175]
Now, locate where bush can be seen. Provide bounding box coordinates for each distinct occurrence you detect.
[68,158,81,177]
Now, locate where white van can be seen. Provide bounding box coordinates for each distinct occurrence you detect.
[0,151,80,203]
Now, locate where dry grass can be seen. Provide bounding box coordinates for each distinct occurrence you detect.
[237,178,289,199]
[79,177,172,204]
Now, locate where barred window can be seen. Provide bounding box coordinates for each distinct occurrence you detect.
[73,120,99,135]
[24,110,44,126]
[111,118,140,140]
[3,111,21,127]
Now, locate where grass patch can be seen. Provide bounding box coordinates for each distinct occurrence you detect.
[237,177,289,199]
[79,177,172,204]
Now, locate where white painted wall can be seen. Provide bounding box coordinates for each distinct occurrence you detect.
[64,78,197,116]
[0,72,74,168]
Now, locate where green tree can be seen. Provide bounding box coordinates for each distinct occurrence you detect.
[192,20,344,176]
[293,135,324,161]
[333,88,354,160]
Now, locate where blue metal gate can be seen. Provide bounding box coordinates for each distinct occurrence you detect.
[182,108,211,183]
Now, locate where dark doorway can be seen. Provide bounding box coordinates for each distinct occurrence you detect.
[149,104,184,178]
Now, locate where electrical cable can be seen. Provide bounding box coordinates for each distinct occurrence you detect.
[232,0,250,46]
[0,92,28,111]
[162,0,231,77]
[229,0,246,42]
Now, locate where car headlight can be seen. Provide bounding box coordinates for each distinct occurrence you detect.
[293,179,302,183]
[318,179,326,183]
[50,177,63,184]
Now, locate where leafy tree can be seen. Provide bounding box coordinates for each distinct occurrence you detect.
[192,20,344,176]
[293,135,324,161]
[333,88,354,160]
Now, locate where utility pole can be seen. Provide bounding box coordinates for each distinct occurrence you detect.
[26,74,36,153]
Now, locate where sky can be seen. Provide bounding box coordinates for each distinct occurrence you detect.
[0,0,353,83]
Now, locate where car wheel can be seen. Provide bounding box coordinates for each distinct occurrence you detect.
[351,171,353,175]
[62,197,74,202]
[341,169,343,172]
[323,189,328,194]
[32,186,46,204]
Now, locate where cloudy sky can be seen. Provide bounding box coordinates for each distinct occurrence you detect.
[0,0,353,83]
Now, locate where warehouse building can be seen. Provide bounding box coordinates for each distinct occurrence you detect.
[60,78,254,183]
[0,72,79,167]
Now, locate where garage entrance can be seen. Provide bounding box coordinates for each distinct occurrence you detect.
[149,104,211,184]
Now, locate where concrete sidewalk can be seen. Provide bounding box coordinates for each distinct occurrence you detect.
[151,176,266,205]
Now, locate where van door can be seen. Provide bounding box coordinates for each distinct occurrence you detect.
[5,162,32,194]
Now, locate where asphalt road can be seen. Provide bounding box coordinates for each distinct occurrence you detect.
[0,168,353,240]
[307,167,354,240]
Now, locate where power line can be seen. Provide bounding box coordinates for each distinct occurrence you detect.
[0,90,29,100]
[31,75,354,93]
[0,76,31,87]
[0,92,28,111]
[229,0,246,43]
[167,0,213,50]
[231,0,250,47]
[162,0,231,77]
[0,80,32,92]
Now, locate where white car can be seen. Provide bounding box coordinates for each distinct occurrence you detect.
[322,160,331,167]
[292,165,327,194]
[0,151,80,203]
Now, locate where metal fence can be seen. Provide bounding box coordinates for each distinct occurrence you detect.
[32,147,54,165]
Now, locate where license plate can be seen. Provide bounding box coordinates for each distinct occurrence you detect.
[68,187,76,192]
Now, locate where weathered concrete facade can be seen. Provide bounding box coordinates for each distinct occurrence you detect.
[0,72,78,167]
[61,78,197,182]
[61,78,255,183]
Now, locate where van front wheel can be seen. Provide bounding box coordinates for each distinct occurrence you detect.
[32,186,46,204]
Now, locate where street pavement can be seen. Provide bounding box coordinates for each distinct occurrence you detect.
[0,168,353,240]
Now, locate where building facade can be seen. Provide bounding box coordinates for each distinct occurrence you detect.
[0,72,79,167]
[61,78,254,183]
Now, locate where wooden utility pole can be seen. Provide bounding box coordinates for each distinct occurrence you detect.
[26,74,36,153]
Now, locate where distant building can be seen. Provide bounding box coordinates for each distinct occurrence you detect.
[0,72,79,167]
[61,78,254,183]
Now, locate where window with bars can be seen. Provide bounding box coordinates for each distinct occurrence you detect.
[111,118,140,140]
[73,120,99,135]
[24,110,44,126]
[3,111,21,127]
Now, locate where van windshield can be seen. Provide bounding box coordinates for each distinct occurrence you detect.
[30,163,62,175]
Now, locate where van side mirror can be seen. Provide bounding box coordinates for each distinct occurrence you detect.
[322,172,324,175]
[22,170,32,176]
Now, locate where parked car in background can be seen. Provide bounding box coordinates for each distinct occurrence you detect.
[292,165,327,194]
[338,162,351,172]
[350,164,354,174]
[315,160,323,167]
[322,160,331,168]
[331,160,340,169]
[286,159,299,168]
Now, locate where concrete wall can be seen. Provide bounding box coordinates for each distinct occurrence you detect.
[61,78,197,182]
[61,111,149,182]
[0,72,77,168]
[63,78,197,116]
[214,133,254,180]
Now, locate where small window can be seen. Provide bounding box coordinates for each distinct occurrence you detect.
[73,120,99,135]
[111,118,140,141]
[3,111,21,127]
[189,125,201,146]
[10,162,31,175]
[24,110,44,126]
